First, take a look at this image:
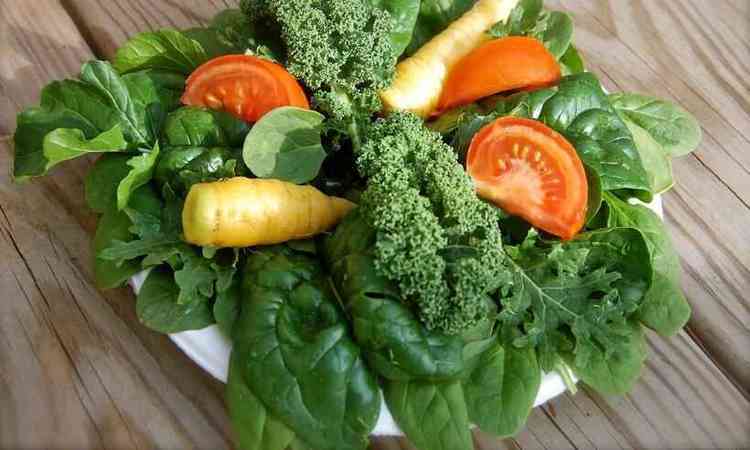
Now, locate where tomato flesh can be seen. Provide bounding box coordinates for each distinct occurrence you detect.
[467,117,587,239]
[181,55,309,123]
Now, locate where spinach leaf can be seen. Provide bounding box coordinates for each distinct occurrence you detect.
[488,0,543,37]
[113,29,208,75]
[215,277,242,337]
[164,107,250,147]
[85,154,134,213]
[559,45,585,75]
[463,341,541,437]
[622,117,673,194]
[531,11,573,59]
[384,380,473,450]
[136,266,214,333]
[405,0,475,56]
[371,0,421,58]
[117,142,160,210]
[226,351,296,450]
[562,320,647,395]
[243,107,327,184]
[156,146,244,193]
[183,27,238,59]
[326,209,467,381]
[603,193,691,336]
[121,69,185,141]
[42,125,126,175]
[585,165,603,225]
[500,228,651,371]
[80,61,152,146]
[609,93,702,157]
[13,80,120,180]
[93,209,141,288]
[233,246,380,450]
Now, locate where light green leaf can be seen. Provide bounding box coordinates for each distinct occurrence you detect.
[43,125,126,173]
[622,117,674,194]
[535,11,573,59]
[117,143,160,210]
[113,29,208,75]
[243,107,327,184]
[559,45,585,75]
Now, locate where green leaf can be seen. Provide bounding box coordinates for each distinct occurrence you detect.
[113,29,208,75]
[585,165,603,225]
[609,93,702,157]
[97,235,182,265]
[370,0,421,58]
[136,266,214,333]
[385,380,473,450]
[604,194,691,336]
[42,125,126,174]
[183,27,238,59]
[243,106,327,184]
[226,351,296,450]
[93,209,141,288]
[405,0,475,56]
[464,342,541,437]
[117,143,160,210]
[209,9,286,61]
[559,45,585,75]
[85,154,133,213]
[80,61,151,146]
[214,278,242,338]
[13,80,120,180]
[233,247,380,450]
[622,117,674,194]
[164,107,249,147]
[562,320,647,395]
[533,11,574,59]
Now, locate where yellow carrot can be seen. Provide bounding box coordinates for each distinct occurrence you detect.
[380,0,520,117]
[182,177,355,248]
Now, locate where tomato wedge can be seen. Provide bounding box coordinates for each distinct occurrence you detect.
[467,117,587,239]
[437,37,560,114]
[181,54,309,123]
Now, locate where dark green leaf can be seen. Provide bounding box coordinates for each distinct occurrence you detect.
[559,45,585,75]
[609,93,702,157]
[370,0,421,58]
[113,29,208,75]
[405,0,475,56]
[215,277,242,337]
[136,266,214,333]
[93,209,141,289]
[117,142,160,210]
[584,165,603,225]
[226,351,296,450]
[533,11,573,59]
[243,107,327,184]
[85,154,133,213]
[384,380,473,450]
[234,247,380,450]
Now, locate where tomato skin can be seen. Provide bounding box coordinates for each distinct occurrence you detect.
[181,55,309,123]
[437,37,560,114]
[467,117,587,240]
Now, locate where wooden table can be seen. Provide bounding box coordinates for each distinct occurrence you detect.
[1,1,748,448]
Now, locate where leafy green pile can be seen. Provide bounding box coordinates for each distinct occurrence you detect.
[10,1,704,450]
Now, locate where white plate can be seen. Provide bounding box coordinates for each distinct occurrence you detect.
[129,196,663,436]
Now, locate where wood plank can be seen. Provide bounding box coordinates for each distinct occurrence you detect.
[0,0,93,133]
[63,0,238,59]
[547,0,750,396]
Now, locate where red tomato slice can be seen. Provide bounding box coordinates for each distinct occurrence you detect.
[181,54,309,122]
[437,37,561,114]
[467,117,587,239]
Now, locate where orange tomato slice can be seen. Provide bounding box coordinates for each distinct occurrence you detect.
[181,54,309,122]
[437,36,561,114]
[467,117,587,239]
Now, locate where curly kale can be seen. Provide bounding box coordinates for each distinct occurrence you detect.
[240,0,395,123]
[357,112,509,334]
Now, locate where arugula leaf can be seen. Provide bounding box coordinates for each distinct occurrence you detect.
[113,29,208,75]
[43,124,126,175]
[243,107,327,184]
[226,351,296,450]
[117,142,160,210]
[370,0,421,58]
[463,341,541,437]
[93,208,142,288]
[562,320,647,395]
[609,93,702,157]
[622,117,674,194]
[234,246,380,450]
[384,380,473,450]
[500,228,651,371]
[136,266,214,333]
[603,194,691,336]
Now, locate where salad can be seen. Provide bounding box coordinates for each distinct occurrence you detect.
[11,0,703,449]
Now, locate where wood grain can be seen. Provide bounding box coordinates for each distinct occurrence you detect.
[1,0,749,449]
